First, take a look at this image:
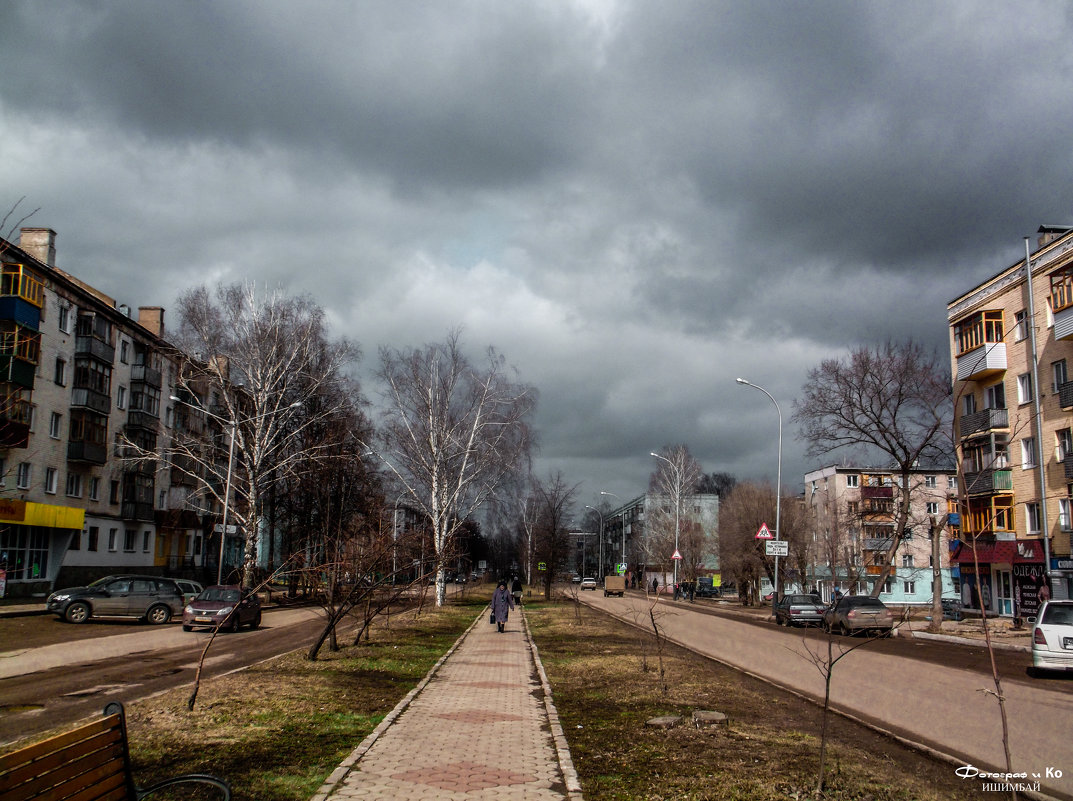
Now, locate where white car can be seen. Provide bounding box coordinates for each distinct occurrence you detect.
[1031,600,1073,674]
[580,577,598,591]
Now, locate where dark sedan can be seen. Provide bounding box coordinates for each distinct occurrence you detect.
[774,594,826,627]
[182,585,261,632]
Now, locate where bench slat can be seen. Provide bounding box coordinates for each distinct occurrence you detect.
[2,728,123,794]
[0,716,118,774]
[2,743,125,801]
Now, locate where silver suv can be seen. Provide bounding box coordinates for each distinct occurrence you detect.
[46,575,185,625]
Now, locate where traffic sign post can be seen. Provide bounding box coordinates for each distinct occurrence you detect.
[765,540,788,557]
[755,523,773,540]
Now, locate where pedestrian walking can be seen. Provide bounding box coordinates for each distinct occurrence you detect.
[651,576,658,594]
[491,580,515,633]
[511,575,523,607]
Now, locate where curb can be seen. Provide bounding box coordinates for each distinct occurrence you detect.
[523,608,584,800]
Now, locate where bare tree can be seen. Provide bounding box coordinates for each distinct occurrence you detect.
[647,445,702,587]
[793,341,952,596]
[162,282,357,587]
[373,330,536,606]
[529,472,578,600]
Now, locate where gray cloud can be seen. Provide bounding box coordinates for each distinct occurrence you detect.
[3,0,1072,508]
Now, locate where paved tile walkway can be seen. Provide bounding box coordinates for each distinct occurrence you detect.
[311,606,581,801]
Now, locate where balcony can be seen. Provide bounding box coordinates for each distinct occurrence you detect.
[131,364,162,387]
[864,538,894,551]
[75,335,115,364]
[0,355,35,389]
[1060,381,1073,409]
[67,441,107,464]
[126,408,158,431]
[956,343,1006,381]
[963,469,1013,497]
[959,407,1009,438]
[122,501,155,522]
[70,387,111,415]
[1065,453,1073,480]
[0,418,29,448]
[861,485,893,500]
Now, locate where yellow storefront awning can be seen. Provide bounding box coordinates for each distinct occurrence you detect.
[0,499,84,529]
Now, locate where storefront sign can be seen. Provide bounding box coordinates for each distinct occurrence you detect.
[1013,563,1048,619]
[0,499,26,521]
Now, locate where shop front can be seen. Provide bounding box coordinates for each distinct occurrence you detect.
[0,498,86,598]
[954,538,1047,618]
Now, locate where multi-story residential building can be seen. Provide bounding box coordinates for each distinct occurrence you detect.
[946,224,1073,618]
[603,492,719,589]
[804,465,958,605]
[0,228,219,598]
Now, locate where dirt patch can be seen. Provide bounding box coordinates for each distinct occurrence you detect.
[528,599,981,801]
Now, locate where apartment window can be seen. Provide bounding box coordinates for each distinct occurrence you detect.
[1017,373,1034,404]
[903,580,916,595]
[0,457,5,487]
[1025,502,1041,534]
[117,386,126,410]
[123,529,136,552]
[1014,309,1028,341]
[69,529,81,550]
[1022,437,1038,469]
[120,340,129,364]
[44,467,57,494]
[54,357,66,386]
[58,304,71,333]
[142,530,151,552]
[1053,360,1068,394]
[110,480,120,504]
[87,526,99,552]
[65,473,82,497]
[47,412,62,439]
[882,578,893,594]
[985,382,1005,409]
[158,489,166,509]
[1059,499,1073,532]
[924,475,937,488]
[963,394,977,415]
[927,501,940,515]
[89,477,100,501]
[845,474,859,488]
[108,528,118,552]
[901,554,914,568]
[16,462,31,489]
[1058,429,1073,462]
[948,476,958,489]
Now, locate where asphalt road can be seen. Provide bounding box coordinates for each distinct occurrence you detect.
[0,606,327,747]
[578,591,1073,801]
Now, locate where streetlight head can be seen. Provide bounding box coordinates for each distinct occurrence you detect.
[649,451,659,458]
[169,395,181,402]
[735,378,748,385]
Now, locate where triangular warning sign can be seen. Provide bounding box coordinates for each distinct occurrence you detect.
[671,549,682,560]
[755,523,773,540]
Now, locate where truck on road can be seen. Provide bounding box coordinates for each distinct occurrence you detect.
[603,575,626,597]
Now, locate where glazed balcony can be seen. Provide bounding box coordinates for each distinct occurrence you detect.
[962,469,1013,497]
[126,408,159,431]
[67,440,107,464]
[121,501,155,522]
[1065,453,1073,480]
[956,343,1006,381]
[1060,381,1073,409]
[75,335,115,364]
[70,387,111,415]
[130,364,162,387]
[1052,270,1073,340]
[959,407,1009,439]
[860,485,894,500]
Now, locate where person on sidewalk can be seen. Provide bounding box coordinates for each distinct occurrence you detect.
[511,576,523,607]
[492,580,515,633]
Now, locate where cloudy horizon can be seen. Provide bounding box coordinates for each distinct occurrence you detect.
[3,0,1072,509]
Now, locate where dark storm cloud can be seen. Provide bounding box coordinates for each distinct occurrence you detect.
[3,0,1073,500]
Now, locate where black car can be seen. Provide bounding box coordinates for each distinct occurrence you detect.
[46,575,186,624]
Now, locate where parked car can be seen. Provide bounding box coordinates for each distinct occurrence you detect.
[46,575,185,625]
[580,577,598,591]
[182,585,262,632]
[695,577,720,598]
[822,595,894,636]
[571,574,581,583]
[774,594,826,627]
[175,579,204,605]
[1030,599,1073,674]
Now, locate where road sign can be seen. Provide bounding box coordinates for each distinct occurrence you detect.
[538,562,547,571]
[755,523,773,540]
[671,549,682,560]
[765,540,788,557]
[213,524,238,534]
[617,563,627,574]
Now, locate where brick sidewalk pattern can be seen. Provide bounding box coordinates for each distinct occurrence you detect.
[311,607,581,801]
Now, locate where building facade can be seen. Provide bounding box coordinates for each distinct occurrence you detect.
[946,225,1073,617]
[0,229,225,597]
[803,465,958,605]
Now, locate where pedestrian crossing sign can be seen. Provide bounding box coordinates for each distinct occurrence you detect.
[755,523,773,540]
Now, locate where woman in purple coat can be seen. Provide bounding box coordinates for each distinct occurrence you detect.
[491,580,515,633]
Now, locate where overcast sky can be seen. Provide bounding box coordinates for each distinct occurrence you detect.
[3,1,1072,510]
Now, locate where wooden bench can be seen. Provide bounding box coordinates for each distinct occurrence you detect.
[0,702,230,800]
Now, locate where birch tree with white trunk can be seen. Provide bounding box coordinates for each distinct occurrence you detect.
[373,331,536,607]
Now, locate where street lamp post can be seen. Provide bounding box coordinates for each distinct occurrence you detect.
[600,491,625,570]
[735,378,783,606]
[169,395,301,585]
[649,452,682,591]
[584,505,604,580]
